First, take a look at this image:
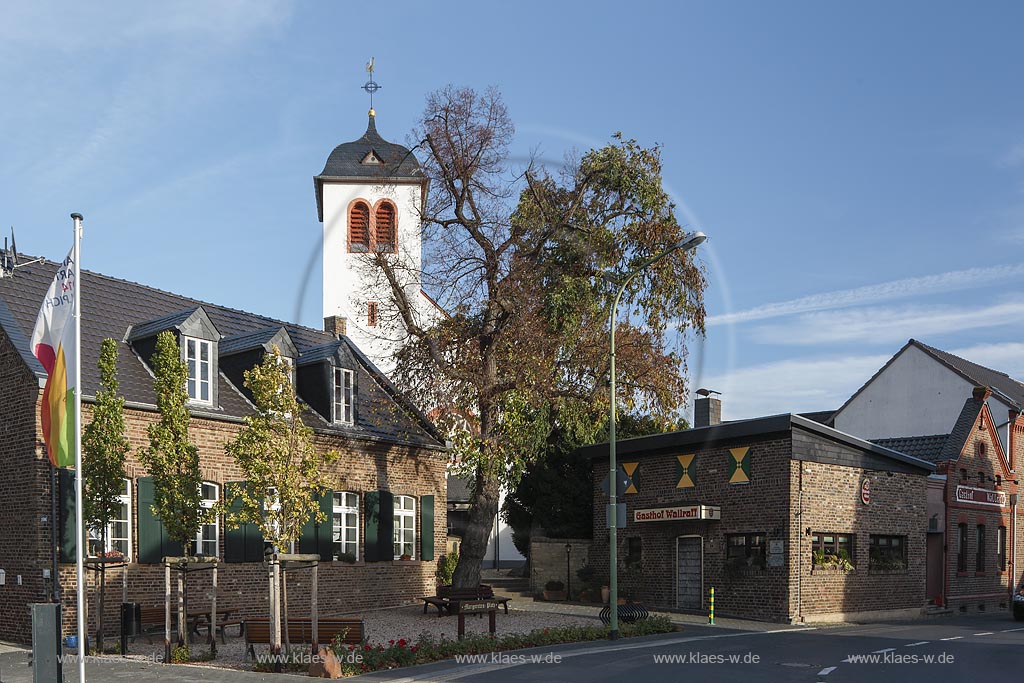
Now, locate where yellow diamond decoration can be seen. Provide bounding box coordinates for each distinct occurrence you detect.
[622,462,639,494]
[729,447,750,484]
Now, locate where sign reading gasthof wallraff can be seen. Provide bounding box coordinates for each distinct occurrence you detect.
[955,485,1008,508]
[634,505,721,522]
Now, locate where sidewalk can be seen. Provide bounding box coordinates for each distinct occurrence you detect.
[508,598,804,633]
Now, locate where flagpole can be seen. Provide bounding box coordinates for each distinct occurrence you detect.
[71,212,86,683]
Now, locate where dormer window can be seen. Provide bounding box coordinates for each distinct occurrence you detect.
[333,367,355,424]
[185,336,213,404]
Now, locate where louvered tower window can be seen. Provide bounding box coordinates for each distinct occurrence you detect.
[375,202,396,253]
[349,201,370,252]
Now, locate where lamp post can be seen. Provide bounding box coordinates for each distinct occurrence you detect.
[607,231,706,640]
[565,543,572,600]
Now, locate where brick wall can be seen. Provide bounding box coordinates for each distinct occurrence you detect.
[788,460,927,621]
[0,329,448,644]
[529,537,591,595]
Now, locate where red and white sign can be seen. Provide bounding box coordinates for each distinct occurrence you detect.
[955,485,1008,508]
[860,479,871,506]
[634,505,721,522]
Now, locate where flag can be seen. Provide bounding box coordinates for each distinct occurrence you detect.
[30,249,77,468]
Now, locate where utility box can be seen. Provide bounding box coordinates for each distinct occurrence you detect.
[31,603,63,683]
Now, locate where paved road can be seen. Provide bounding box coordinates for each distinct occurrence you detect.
[353,613,1024,683]
[2,614,1021,682]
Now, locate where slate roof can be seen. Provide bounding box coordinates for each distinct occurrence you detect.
[0,256,443,450]
[870,396,985,464]
[446,475,473,503]
[871,435,950,464]
[313,114,425,221]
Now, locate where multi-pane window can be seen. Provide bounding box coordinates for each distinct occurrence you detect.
[811,533,854,565]
[393,495,416,559]
[185,337,212,404]
[998,526,1008,572]
[957,523,968,571]
[976,524,986,572]
[193,482,219,557]
[333,368,354,424]
[332,492,359,560]
[869,535,907,571]
[726,533,767,568]
[88,478,131,560]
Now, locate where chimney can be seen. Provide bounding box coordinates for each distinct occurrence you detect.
[972,385,991,401]
[694,390,722,428]
[324,315,347,338]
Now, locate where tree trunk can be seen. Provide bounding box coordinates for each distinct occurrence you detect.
[176,570,185,648]
[451,466,501,588]
[96,563,105,653]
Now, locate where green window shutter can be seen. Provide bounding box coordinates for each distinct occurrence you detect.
[420,495,434,561]
[224,482,264,563]
[58,468,78,564]
[363,490,394,562]
[364,491,380,562]
[298,490,334,561]
[379,490,394,561]
[317,491,334,562]
[137,477,162,564]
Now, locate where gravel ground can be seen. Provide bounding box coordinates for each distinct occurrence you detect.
[112,604,599,670]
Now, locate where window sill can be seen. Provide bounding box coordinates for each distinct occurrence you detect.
[975,572,987,577]
[810,565,856,574]
[867,568,908,575]
[956,571,969,577]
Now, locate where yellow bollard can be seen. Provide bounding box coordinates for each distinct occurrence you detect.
[709,587,715,625]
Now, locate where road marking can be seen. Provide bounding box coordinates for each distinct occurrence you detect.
[872,648,896,654]
[905,641,928,647]
[972,632,994,636]
[1000,627,1024,633]
[940,636,962,641]
[818,666,837,676]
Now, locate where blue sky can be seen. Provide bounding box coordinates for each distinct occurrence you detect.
[3,1,1024,420]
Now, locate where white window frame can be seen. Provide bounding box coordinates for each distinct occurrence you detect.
[88,478,132,561]
[185,336,213,405]
[333,367,354,424]
[393,495,416,560]
[332,491,360,560]
[193,482,219,558]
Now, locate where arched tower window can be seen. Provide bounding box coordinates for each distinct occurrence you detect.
[375,201,396,253]
[348,201,370,252]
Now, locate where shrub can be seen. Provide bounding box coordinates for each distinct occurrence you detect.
[436,550,459,585]
[544,580,565,591]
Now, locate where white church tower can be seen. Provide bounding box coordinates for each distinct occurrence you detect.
[314,102,434,375]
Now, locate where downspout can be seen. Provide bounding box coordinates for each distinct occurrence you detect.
[796,464,803,623]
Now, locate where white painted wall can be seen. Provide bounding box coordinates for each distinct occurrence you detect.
[834,344,1014,452]
[484,488,526,567]
[321,179,435,375]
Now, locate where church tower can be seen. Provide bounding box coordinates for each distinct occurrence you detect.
[314,104,431,374]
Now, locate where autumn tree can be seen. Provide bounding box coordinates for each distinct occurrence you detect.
[224,346,337,656]
[82,338,130,650]
[367,86,706,587]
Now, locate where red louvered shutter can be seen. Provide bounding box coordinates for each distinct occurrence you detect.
[375,203,395,253]
[349,202,370,252]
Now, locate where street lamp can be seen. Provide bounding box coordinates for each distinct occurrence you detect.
[607,231,706,640]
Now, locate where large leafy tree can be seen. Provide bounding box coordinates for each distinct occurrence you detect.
[82,338,130,649]
[371,86,706,587]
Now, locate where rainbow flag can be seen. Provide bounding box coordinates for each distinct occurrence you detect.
[30,249,78,468]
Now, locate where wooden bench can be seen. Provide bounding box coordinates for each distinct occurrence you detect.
[133,606,243,644]
[189,609,244,643]
[422,584,510,617]
[244,618,365,659]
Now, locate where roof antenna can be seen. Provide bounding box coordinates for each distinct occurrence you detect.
[0,227,42,278]
[362,57,381,117]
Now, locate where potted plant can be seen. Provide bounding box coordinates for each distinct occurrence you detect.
[543,580,566,601]
[337,551,357,564]
[400,554,412,561]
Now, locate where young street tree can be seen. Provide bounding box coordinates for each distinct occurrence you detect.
[138,330,210,653]
[82,338,131,650]
[368,86,706,587]
[224,346,337,655]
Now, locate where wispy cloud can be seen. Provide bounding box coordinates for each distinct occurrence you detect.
[698,353,893,420]
[707,263,1024,326]
[751,300,1024,346]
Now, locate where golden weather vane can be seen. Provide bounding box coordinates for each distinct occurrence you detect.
[362,57,381,114]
